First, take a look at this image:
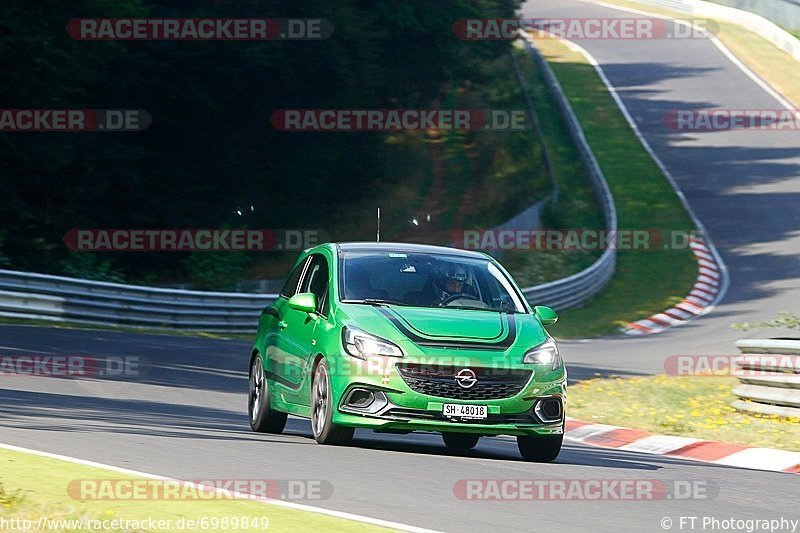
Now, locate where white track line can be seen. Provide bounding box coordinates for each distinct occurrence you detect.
[0,442,441,533]
[533,1,733,334]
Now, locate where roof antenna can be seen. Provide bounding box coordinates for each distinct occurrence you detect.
[376,207,381,243]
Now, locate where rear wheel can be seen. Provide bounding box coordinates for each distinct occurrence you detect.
[517,434,563,462]
[249,355,287,433]
[311,359,354,445]
[442,433,480,450]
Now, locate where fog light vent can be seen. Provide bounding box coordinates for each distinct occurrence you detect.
[346,388,374,408]
[534,397,563,423]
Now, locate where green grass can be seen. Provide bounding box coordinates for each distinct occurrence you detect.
[512,49,605,234]
[498,49,605,287]
[0,447,388,533]
[516,38,697,338]
[569,375,800,451]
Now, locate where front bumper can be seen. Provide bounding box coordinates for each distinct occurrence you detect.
[328,356,566,437]
[335,398,565,436]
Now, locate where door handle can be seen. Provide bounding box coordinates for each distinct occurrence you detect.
[278,320,288,330]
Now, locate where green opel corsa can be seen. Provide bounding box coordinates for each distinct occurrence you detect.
[248,242,566,462]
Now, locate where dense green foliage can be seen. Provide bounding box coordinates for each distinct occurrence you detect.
[1,0,550,287]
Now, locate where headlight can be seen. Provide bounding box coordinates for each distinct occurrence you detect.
[523,338,562,370]
[342,327,404,359]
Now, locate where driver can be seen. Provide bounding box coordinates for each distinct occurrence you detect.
[433,263,476,307]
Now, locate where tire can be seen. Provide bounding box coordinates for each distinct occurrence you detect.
[249,355,287,433]
[311,359,354,445]
[517,434,563,462]
[442,433,480,450]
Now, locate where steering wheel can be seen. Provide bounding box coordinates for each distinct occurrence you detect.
[441,293,482,306]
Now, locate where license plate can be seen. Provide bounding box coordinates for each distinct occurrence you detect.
[442,404,488,419]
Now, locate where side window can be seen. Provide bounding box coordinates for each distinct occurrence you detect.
[280,258,308,298]
[299,254,330,315]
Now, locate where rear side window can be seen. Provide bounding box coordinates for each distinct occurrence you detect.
[280,258,308,298]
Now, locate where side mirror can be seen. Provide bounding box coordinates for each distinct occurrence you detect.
[534,306,558,326]
[288,293,318,314]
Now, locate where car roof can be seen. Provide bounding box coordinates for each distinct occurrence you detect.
[333,242,489,259]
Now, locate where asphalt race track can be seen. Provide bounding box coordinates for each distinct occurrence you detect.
[528,0,800,374]
[2,1,800,531]
[0,325,796,532]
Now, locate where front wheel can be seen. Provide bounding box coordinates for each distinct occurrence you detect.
[311,359,354,445]
[249,355,287,433]
[517,434,563,462]
[442,433,480,450]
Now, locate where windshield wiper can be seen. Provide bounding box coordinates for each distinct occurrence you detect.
[347,298,408,307]
[449,305,513,313]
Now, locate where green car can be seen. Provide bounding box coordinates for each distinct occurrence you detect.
[248,242,566,462]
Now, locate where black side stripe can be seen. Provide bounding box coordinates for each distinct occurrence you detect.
[265,370,302,391]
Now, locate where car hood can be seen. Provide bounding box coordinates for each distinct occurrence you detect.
[339,304,536,349]
[386,307,507,341]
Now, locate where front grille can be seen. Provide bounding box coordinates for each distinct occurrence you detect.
[396,363,532,400]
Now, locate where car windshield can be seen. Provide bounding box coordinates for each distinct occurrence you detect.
[339,250,526,313]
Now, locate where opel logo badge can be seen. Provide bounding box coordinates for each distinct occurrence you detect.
[454,368,478,389]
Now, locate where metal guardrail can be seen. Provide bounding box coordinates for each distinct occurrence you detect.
[0,270,276,332]
[0,38,618,331]
[732,339,800,418]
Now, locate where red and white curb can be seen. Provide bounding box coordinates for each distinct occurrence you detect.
[565,418,800,474]
[623,237,722,335]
